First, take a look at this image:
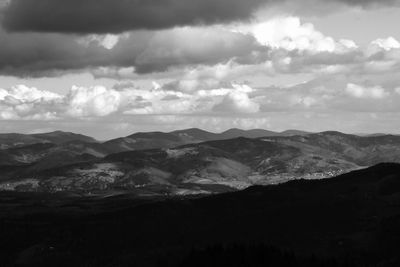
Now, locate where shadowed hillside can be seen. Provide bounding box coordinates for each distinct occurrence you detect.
[0,163,399,266]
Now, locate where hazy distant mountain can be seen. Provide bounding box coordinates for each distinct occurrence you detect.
[102,131,185,153]
[219,128,279,139]
[360,133,400,137]
[171,128,221,142]
[172,128,310,141]
[0,131,97,150]
[279,129,311,136]
[102,128,311,154]
[31,131,97,144]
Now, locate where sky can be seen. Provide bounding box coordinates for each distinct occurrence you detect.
[1,0,400,139]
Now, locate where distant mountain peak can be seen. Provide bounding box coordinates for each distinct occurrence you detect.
[173,127,209,133]
[222,128,251,133]
[279,129,311,136]
[317,131,352,137]
[31,131,98,144]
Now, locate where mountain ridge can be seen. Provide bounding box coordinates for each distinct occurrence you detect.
[101,127,312,152]
[0,130,97,150]
[2,130,400,194]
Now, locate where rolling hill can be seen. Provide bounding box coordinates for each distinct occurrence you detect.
[2,130,400,194]
[101,128,312,153]
[0,131,97,150]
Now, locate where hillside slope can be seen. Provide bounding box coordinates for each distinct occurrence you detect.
[101,128,311,153]
[0,131,97,150]
[1,163,400,266]
[2,131,400,194]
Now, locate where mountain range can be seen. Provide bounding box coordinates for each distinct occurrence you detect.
[1,128,400,195]
[101,128,311,153]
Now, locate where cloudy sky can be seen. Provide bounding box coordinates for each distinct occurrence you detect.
[1,0,400,139]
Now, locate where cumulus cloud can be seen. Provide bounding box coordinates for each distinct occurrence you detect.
[77,34,125,50]
[371,37,400,51]
[2,12,400,80]
[213,84,260,113]
[249,17,341,53]
[345,83,389,99]
[63,83,203,117]
[1,13,400,124]
[0,85,61,120]
[91,18,400,80]
[2,78,400,138]
[214,91,260,113]
[0,84,140,119]
[2,1,400,137]
[0,84,61,102]
[0,82,265,120]
[65,86,122,117]
[290,95,318,108]
[253,75,400,113]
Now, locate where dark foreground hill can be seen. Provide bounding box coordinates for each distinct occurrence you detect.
[1,163,400,266]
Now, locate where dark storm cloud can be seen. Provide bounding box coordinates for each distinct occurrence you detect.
[0,29,117,76]
[1,0,267,34]
[0,27,261,76]
[2,0,399,34]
